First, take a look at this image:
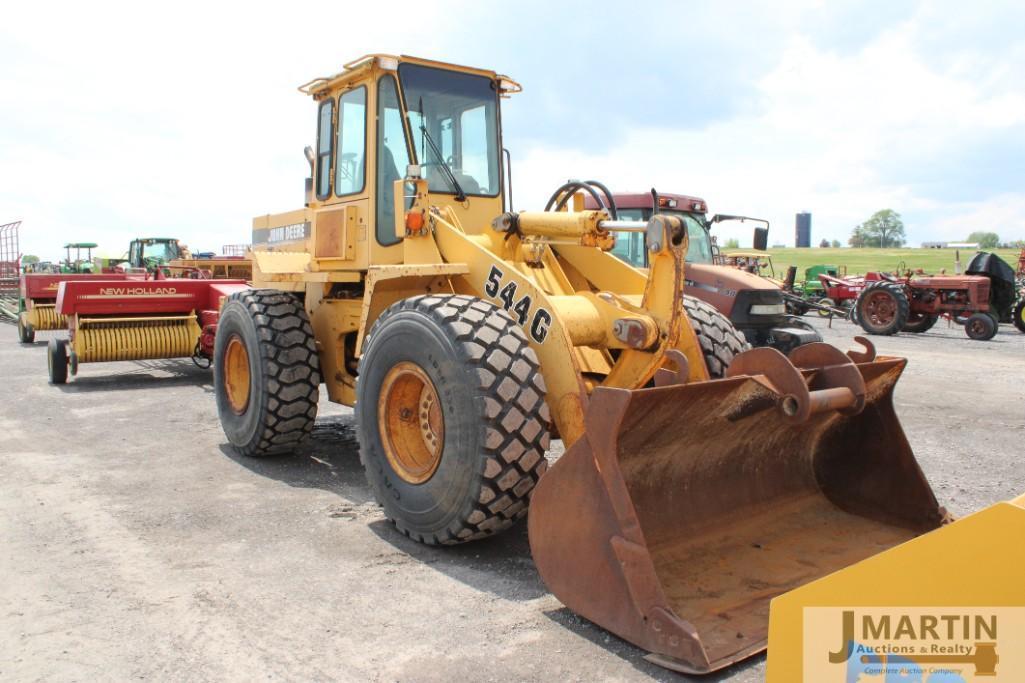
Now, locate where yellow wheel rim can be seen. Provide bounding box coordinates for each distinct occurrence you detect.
[378,362,444,485]
[224,336,251,415]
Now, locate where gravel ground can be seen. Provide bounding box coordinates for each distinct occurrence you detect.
[1,316,1022,682]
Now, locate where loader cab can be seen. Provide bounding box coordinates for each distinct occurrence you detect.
[283,55,519,269]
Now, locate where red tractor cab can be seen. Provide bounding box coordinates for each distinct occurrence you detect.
[584,190,821,354]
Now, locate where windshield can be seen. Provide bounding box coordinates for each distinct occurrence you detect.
[132,240,179,266]
[610,209,713,266]
[398,63,501,197]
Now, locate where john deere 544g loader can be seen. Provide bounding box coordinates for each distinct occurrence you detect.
[213,54,947,674]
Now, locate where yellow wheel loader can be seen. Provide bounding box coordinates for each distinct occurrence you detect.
[213,54,948,674]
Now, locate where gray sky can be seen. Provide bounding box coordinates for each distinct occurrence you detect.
[2,0,1023,260]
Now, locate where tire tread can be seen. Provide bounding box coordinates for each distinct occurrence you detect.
[357,295,551,545]
[682,295,749,377]
[223,289,320,457]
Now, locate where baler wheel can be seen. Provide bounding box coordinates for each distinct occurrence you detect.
[1013,299,1025,334]
[964,312,998,341]
[356,295,551,545]
[47,338,68,384]
[682,295,749,377]
[855,281,909,335]
[18,314,35,344]
[214,289,320,457]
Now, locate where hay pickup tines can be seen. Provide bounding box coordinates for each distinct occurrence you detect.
[46,278,248,383]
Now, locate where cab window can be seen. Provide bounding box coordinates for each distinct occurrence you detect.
[376,75,412,246]
[610,208,646,267]
[398,63,500,197]
[315,99,334,200]
[335,86,367,196]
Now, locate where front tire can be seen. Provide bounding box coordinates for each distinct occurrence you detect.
[682,295,749,377]
[214,289,320,457]
[356,295,551,545]
[964,313,998,341]
[47,338,68,384]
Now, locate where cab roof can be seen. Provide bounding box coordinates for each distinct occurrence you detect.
[583,192,707,213]
[297,54,522,100]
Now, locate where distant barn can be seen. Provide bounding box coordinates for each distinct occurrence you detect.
[921,241,979,249]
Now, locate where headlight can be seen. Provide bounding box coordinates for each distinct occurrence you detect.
[749,303,786,315]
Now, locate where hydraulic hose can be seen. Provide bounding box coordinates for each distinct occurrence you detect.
[543,180,619,220]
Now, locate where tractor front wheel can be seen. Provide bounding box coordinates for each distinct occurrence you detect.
[1013,299,1025,334]
[682,295,749,377]
[964,313,998,341]
[214,289,321,457]
[855,282,909,335]
[356,295,551,545]
[47,338,68,384]
[18,313,35,344]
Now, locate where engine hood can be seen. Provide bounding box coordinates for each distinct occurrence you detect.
[686,263,781,293]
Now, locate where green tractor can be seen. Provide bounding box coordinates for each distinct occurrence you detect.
[786,264,841,315]
[59,242,98,273]
[127,237,184,270]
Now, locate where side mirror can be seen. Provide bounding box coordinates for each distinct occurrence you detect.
[753,227,768,251]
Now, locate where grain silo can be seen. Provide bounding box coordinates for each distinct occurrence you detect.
[795,212,812,248]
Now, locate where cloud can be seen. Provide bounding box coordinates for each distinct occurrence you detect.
[1,1,1023,260]
[509,5,1025,246]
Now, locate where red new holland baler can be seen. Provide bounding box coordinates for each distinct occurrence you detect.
[47,278,248,384]
[18,272,147,343]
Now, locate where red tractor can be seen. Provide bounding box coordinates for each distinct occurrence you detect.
[817,272,867,315]
[584,189,822,360]
[853,252,1018,340]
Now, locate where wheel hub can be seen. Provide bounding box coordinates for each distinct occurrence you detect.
[378,362,444,485]
[224,335,251,415]
[864,290,896,327]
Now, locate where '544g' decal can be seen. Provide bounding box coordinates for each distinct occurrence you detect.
[484,265,552,344]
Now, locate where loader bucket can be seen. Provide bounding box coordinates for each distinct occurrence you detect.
[528,340,946,674]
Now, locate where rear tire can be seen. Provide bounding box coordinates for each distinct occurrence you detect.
[1013,299,1025,333]
[356,295,551,545]
[855,281,909,335]
[47,338,68,384]
[214,289,320,457]
[682,295,749,377]
[902,313,938,333]
[964,312,998,341]
[18,314,35,343]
